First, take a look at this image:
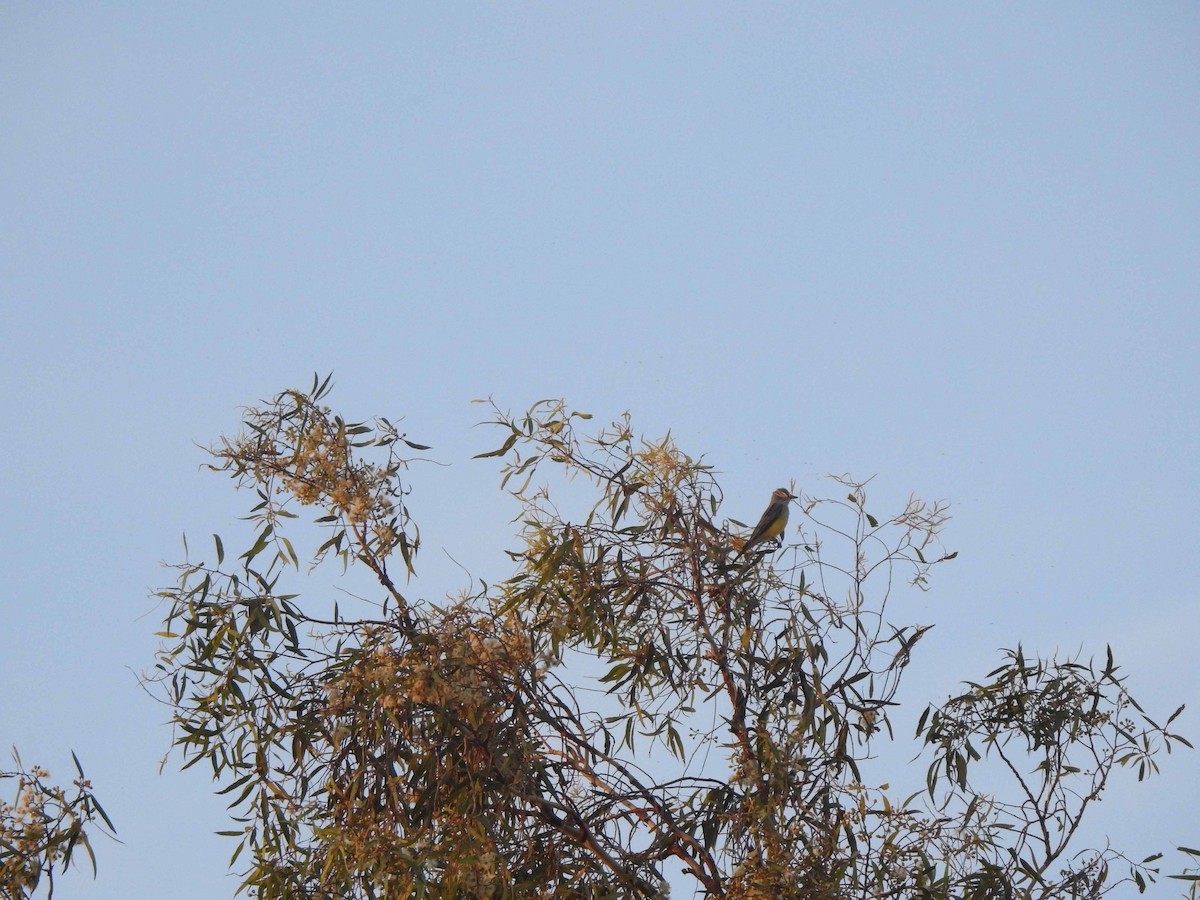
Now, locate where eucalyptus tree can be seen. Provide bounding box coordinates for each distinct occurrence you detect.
[0,750,113,899]
[150,377,1193,899]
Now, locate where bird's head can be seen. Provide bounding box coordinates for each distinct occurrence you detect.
[773,487,797,502]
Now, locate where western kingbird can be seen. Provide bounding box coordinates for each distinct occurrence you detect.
[737,487,797,557]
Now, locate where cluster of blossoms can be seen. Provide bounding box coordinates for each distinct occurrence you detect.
[0,765,85,895]
[2,767,50,851]
[323,613,535,727]
[309,612,548,895]
[277,408,394,527]
[218,396,398,530]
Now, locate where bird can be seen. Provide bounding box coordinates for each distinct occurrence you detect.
[736,487,797,558]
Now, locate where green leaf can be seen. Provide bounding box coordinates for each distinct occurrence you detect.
[599,663,631,684]
[915,706,930,737]
[87,794,116,833]
[667,725,684,759]
[473,432,518,459]
[279,536,299,569]
[241,525,273,565]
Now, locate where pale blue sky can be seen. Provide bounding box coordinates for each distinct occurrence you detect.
[2,4,1198,897]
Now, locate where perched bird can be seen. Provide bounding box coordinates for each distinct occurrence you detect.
[737,487,797,557]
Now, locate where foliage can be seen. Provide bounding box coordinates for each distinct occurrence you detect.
[0,750,114,900]
[149,377,1193,898]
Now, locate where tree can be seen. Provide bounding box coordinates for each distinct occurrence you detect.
[149,377,1194,898]
[0,749,114,899]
